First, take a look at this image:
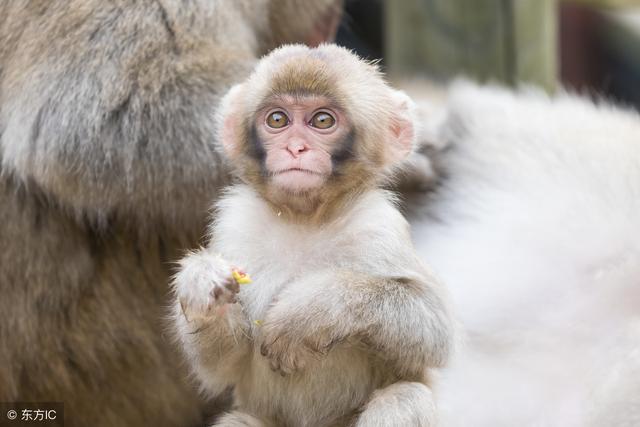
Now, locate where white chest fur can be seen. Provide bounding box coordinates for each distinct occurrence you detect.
[210,185,413,327]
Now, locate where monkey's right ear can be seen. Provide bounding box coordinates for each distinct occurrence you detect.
[217,84,245,158]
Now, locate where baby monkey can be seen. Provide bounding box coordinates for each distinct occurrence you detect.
[172,44,453,427]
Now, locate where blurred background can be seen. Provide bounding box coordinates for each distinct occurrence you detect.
[336,0,640,110]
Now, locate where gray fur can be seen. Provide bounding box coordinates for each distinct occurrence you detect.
[0,1,342,426]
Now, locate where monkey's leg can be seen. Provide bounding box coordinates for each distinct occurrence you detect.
[211,411,273,427]
[354,381,436,427]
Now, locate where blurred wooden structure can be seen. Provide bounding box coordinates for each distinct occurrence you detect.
[385,0,558,91]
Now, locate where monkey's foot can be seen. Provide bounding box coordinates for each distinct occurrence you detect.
[173,252,240,322]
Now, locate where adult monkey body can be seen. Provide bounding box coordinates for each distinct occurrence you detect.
[0,1,342,426]
[173,45,453,426]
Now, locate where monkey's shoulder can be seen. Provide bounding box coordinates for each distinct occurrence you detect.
[339,189,409,232]
[210,185,276,234]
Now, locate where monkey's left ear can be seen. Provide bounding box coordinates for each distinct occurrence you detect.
[217,84,245,158]
[385,90,416,165]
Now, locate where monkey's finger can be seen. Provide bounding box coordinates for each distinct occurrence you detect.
[268,358,280,373]
[260,332,284,357]
[211,285,225,300]
[225,278,240,294]
[260,343,269,357]
[260,337,284,358]
[273,358,291,376]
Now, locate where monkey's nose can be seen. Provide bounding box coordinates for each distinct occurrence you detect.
[286,140,308,157]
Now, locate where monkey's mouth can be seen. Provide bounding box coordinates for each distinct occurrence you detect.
[274,168,324,176]
[270,167,328,192]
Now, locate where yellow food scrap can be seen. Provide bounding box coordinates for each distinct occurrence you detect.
[232,269,252,285]
[253,319,263,326]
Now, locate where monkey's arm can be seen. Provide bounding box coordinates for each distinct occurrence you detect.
[259,266,452,378]
[339,270,453,376]
[172,249,251,394]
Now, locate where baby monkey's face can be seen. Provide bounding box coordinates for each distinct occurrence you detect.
[255,94,351,193]
[219,44,416,212]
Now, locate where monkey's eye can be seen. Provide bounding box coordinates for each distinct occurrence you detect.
[310,112,336,129]
[266,111,290,129]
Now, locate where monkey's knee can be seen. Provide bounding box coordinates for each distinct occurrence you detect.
[355,381,436,427]
[211,411,272,427]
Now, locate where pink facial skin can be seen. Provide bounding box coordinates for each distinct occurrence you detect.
[256,95,349,193]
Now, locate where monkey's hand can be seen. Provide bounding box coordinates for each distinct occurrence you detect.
[173,251,240,322]
[259,321,340,376]
[259,302,346,376]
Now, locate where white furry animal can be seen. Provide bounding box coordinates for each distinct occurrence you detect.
[409,82,640,426]
[172,45,453,427]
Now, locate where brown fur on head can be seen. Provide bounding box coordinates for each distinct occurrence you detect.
[218,44,417,222]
